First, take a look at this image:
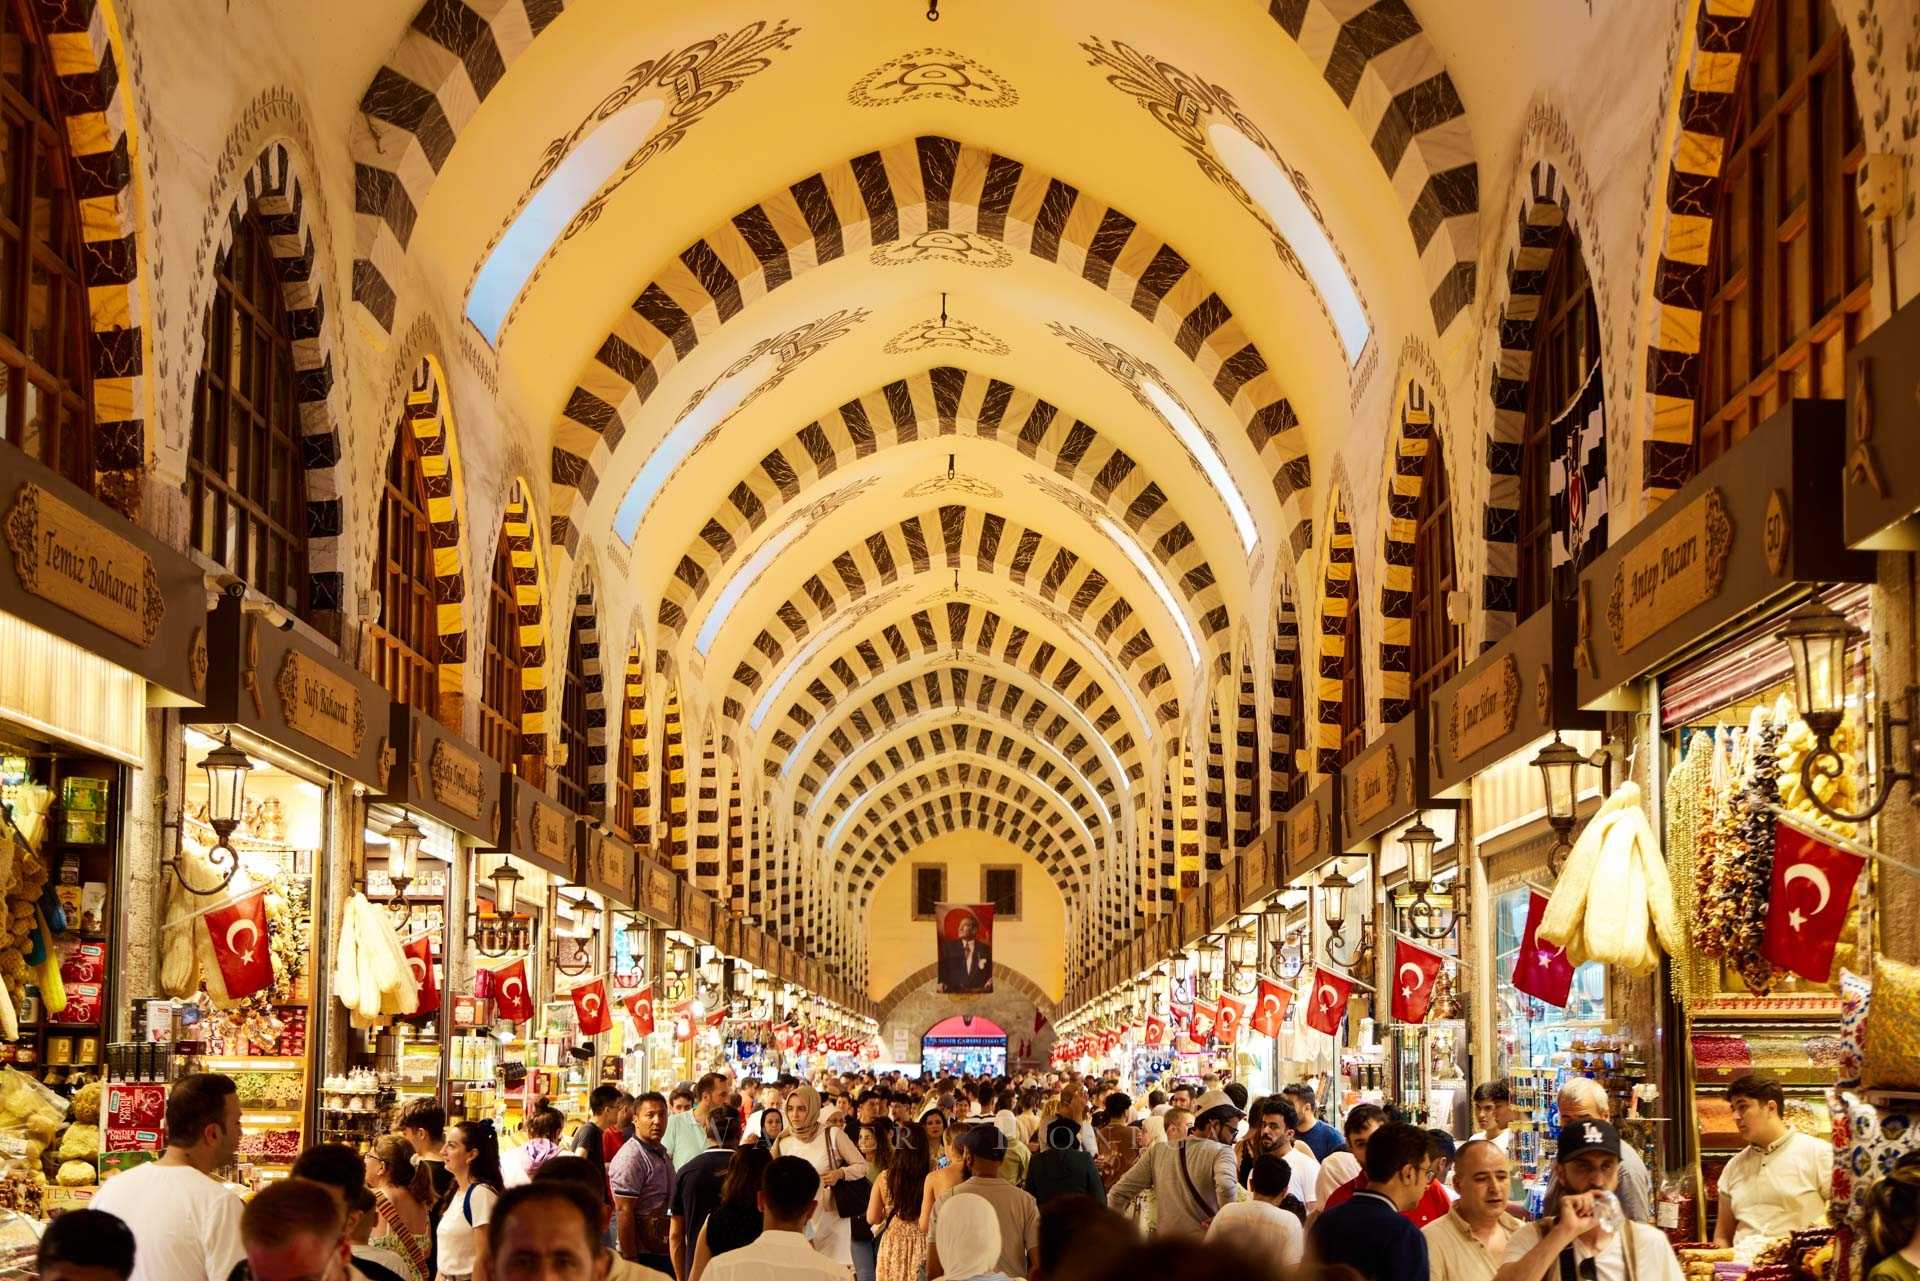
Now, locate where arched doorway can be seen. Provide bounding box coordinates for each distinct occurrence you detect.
[921,1014,1007,1077]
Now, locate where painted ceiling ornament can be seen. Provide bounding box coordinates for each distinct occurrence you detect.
[906,452,1002,499]
[681,307,872,459]
[1024,473,1104,526]
[871,230,1012,270]
[883,316,1009,357]
[848,47,1018,108]
[473,18,803,335]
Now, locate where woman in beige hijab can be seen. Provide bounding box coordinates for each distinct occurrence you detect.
[772,1084,867,1264]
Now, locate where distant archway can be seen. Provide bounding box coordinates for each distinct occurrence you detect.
[922,1014,1008,1077]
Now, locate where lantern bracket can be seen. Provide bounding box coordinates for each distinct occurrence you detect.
[1797,685,1918,824]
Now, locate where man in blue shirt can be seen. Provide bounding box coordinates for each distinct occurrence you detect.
[1308,1122,1434,1281]
[1282,1084,1347,1162]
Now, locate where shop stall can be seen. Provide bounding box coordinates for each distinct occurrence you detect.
[1429,597,1611,1190]
[1277,775,1364,1115]
[612,855,677,1090]
[179,592,390,1181]
[1574,399,1872,1252]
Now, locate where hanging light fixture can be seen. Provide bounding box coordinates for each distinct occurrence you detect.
[1321,868,1369,969]
[1776,598,1911,822]
[466,857,529,958]
[378,811,425,928]
[166,732,254,896]
[1398,815,1460,940]
[1531,732,1600,875]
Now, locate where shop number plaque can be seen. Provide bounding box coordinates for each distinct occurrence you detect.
[4,483,164,646]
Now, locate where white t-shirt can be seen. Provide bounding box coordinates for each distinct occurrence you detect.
[1314,1150,1360,1208]
[1207,1200,1303,1269]
[1473,1129,1513,1153]
[1280,1148,1321,1208]
[91,1160,246,1281]
[1716,1129,1831,1255]
[1500,1219,1685,1281]
[435,1182,499,1277]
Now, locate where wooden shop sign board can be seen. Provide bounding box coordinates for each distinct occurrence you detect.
[1428,603,1603,798]
[579,821,636,908]
[1575,400,1872,709]
[1844,292,1920,549]
[637,856,679,927]
[480,772,577,881]
[1280,777,1341,887]
[681,885,717,943]
[374,703,500,843]
[189,595,390,789]
[1342,711,1455,849]
[0,441,209,705]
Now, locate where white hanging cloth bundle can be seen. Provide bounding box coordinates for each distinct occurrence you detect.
[333,892,419,1023]
[1536,781,1683,975]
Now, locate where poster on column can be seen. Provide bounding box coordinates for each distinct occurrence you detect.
[935,903,994,993]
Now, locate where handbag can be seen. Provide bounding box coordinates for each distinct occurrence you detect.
[829,1128,873,1221]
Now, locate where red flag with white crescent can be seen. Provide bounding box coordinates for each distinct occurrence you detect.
[624,985,655,1035]
[1144,1014,1166,1047]
[1214,995,1246,1044]
[569,977,611,1035]
[1390,936,1447,1024]
[1249,978,1292,1038]
[1304,966,1353,1036]
[1190,998,1217,1042]
[673,1002,696,1042]
[404,935,438,1015]
[1762,818,1866,981]
[1512,889,1575,1007]
[492,958,534,1022]
[204,890,273,999]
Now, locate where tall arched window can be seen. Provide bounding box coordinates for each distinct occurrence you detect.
[1337,604,1366,768]
[659,686,687,874]
[1203,698,1226,871]
[1516,228,1597,621]
[188,206,307,614]
[0,1,94,489]
[1410,444,1460,712]
[370,427,439,712]
[1696,0,1868,466]
[480,529,524,771]
[556,609,592,816]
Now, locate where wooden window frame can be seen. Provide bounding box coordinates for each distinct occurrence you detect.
[479,530,524,772]
[1515,228,1597,623]
[556,616,592,817]
[1337,603,1366,768]
[982,864,1021,922]
[368,426,439,713]
[1409,444,1460,713]
[911,863,946,920]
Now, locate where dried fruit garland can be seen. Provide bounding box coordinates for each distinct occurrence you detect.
[1725,722,1781,994]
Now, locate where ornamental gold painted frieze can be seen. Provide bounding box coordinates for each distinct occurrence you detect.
[848,48,1018,108]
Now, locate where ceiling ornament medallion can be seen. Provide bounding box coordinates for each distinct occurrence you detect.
[906,452,1003,499]
[680,307,872,459]
[847,48,1018,108]
[871,230,1011,270]
[472,18,802,335]
[884,316,1008,357]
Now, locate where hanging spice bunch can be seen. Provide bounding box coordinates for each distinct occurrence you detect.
[1664,740,1714,1011]
[1724,721,1782,994]
[1695,727,1748,961]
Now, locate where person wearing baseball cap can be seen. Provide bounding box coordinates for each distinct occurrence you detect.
[1493,1119,1683,1281]
[926,1125,1040,1280]
[1107,1089,1242,1237]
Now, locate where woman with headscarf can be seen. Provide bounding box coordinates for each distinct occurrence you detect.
[772,1084,867,1265]
[930,1193,1016,1281]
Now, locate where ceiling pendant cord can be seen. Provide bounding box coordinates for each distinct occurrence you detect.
[926,0,940,19]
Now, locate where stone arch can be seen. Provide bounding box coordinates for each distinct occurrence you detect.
[548,135,1312,567]
[658,672,689,875]
[1269,583,1304,823]
[825,743,1106,860]
[874,961,1059,1024]
[561,552,606,811]
[1313,485,1358,776]
[1203,694,1227,871]
[693,714,721,894]
[837,772,1095,895]
[1232,639,1258,855]
[489,476,551,756]
[1376,378,1451,725]
[393,356,474,699]
[844,795,1087,903]
[619,626,651,848]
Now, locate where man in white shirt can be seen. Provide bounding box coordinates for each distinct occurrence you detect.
[92,1073,246,1281]
[1426,1138,1521,1281]
[704,1155,852,1281]
[1713,1073,1832,1256]
[1494,1120,1683,1281]
[1471,1082,1516,1153]
[1210,1154,1304,1268]
[1239,1096,1320,1208]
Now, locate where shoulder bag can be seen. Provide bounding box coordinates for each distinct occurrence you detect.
[1173,1140,1218,1230]
[830,1128,874,1224]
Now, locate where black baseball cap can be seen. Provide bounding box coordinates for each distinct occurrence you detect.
[1556,1118,1622,1161]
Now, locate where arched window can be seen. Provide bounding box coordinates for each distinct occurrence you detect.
[1410,444,1460,712]
[1203,698,1226,870]
[188,206,307,614]
[1696,0,1868,465]
[480,529,524,771]
[1337,603,1366,768]
[556,609,592,816]
[0,1,93,488]
[369,427,439,712]
[1516,228,1597,621]
[659,685,687,874]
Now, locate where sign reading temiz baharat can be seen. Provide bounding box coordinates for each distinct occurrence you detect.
[4,483,164,647]
[935,903,994,994]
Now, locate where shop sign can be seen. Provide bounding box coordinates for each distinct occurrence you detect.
[1450,656,1520,763]
[639,857,678,925]
[531,801,570,867]
[276,649,367,757]
[580,822,635,907]
[1606,487,1733,655]
[430,740,486,820]
[4,483,163,647]
[1288,800,1321,872]
[1346,743,1397,830]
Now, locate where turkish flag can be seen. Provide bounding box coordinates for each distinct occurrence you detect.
[673,1002,696,1042]
[404,936,438,1015]
[1144,1014,1166,1046]
[1763,819,1866,981]
[1190,998,1217,1042]
[1390,937,1447,1024]
[492,958,534,1022]
[205,890,274,999]
[1249,979,1292,1037]
[1034,1009,1047,1034]
[1215,995,1246,1044]
[1512,889,1575,1007]
[624,985,656,1035]
[569,978,612,1035]
[1304,966,1353,1036]
[704,1005,728,1028]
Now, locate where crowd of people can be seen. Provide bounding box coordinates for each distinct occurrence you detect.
[37,1063,1898,1281]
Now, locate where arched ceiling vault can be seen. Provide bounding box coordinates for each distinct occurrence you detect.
[334,0,1489,980]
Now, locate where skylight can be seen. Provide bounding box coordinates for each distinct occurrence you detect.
[614,350,777,544]
[694,509,810,655]
[466,97,669,342]
[1207,123,1370,365]
[1097,512,1201,670]
[1139,379,1259,555]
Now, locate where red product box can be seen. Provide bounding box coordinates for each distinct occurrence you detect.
[51,983,100,1025]
[104,1083,166,1152]
[59,942,104,986]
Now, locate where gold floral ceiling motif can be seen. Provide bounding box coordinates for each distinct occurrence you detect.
[903,471,1003,499]
[882,316,1010,357]
[870,230,1012,270]
[847,47,1019,108]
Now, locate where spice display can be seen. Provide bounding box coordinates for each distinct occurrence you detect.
[1664,742,1713,1012]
